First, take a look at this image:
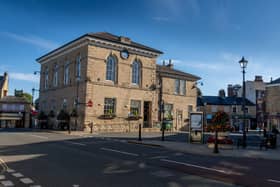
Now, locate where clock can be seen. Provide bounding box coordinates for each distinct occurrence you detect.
[120,49,129,59]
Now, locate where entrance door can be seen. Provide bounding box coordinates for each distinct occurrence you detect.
[176,110,183,130]
[143,101,151,128]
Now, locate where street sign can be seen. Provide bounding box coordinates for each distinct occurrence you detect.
[87,100,93,107]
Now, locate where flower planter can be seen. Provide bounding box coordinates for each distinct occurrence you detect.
[162,119,173,130]
[98,114,116,120]
[126,116,142,121]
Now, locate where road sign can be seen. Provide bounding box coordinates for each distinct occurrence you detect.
[87,100,93,107]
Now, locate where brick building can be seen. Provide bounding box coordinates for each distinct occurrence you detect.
[37,32,200,132]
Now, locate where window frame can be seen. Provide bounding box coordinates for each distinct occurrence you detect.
[64,62,70,85]
[106,55,117,82]
[104,98,116,115]
[130,100,141,116]
[132,60,141,85]
[44,67,49,89]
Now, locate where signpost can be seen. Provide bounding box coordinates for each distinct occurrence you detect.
[189,112,204,143]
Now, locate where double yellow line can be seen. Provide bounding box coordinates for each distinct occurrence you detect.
[0,158,8,174]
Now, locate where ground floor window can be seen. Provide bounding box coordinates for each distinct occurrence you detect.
[164,104,173,120]
[130,100,141,116]
[104,98,116,115]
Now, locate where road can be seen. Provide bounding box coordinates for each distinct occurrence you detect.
[0,129,279,187]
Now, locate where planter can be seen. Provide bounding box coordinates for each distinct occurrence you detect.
[162,119,173,130]
[126,116,142,121]
[98,114,116,120]
[207,143,233,150]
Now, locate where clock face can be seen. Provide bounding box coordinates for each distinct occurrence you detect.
[120,50,129,59]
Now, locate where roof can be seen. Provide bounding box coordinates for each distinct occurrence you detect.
[197,96,255,106]
[0,96,30,104]
[37,32,163,61]
[156,65,201,81]
[268,77,280,85]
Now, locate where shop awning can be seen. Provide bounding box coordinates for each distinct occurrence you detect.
[0,113,23,120]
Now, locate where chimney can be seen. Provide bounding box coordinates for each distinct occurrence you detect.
[227,84,233,97]
[218,89,226,98]
[255,75,263,82]
[166,59,174,69]
[162,60,166,66]
[119,36,131,44]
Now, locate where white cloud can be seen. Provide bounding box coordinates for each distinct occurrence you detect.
[1,32,58,50]
[9,72,39,83]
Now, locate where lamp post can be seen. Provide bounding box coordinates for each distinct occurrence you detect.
[74,76,80,130]
[238,56,248,148]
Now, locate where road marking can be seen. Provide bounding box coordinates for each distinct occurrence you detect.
[20,178,34,184]
[101,147,139,156]
[151,170,175,178]
[0,159,8,174]
[30,185,42,187]
[64,141,86,146]
[149,155,169,159]
[0,175,5,180]
[6,169,15,173]
[73,184,80,187]
[29,134,49,139]
[1,180,14,186]
[267,179,280,184]
[160,159,243,175]
[12,172,23,178]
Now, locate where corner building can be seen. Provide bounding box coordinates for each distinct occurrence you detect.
[37,32,200,132]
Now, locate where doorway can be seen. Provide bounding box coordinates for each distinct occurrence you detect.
[143,101,151,128]
[176,110,183,130]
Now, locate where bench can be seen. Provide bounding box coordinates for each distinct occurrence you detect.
[237,138,268,150]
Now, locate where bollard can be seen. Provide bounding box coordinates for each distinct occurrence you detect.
[138,123,142,141]
[90,122,93,134]
[162,123,165,141]
[213,130,219,153]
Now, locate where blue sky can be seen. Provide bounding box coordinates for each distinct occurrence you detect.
[1,0,280,98]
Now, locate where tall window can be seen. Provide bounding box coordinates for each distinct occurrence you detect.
[104,98,116,115]
[64,62,70,85]
[174,79,186,95]
[53,64,58,87]
[106,55,117,82]
[130,100,141,116]
[132,60,141,85]
[76,55,81,78]
[164,104,173,120]
[44,67,49,89]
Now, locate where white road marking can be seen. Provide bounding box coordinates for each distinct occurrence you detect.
[73,184,80,187]
[0,175,5,180]
[1,180,14,186]
[0,159,8,173]
[101,147,139,156]
[160,159,243,176]
[20,178,34,184]
[149,155,169,160]
[267,179,280,183]
[6,169,15,173]
[29,134,49,139]
[30,185,42,187]
[64,141,86,146]
[12,172,23,178]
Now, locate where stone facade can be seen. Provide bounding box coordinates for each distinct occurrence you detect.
[0,72,8,98]
[265,78,280,130]
[37,32,200,132]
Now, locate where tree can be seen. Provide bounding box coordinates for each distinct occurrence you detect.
[197,87,202,97]
[22,92,32,104]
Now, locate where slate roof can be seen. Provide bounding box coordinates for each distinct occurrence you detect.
[37,32,163,61]
[197,96,255,106]
[0,96,30,104]
[156,65,201,81]
[267,77,280,85]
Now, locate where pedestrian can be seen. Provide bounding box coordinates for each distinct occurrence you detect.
[263,128,267,138]
[272,126,279,135]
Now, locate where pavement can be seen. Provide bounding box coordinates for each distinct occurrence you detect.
[38,129,280,161]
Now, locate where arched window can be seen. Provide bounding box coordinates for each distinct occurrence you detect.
[76,54,81,78]
[64,61,70,85]
[132,60,141,85]
[106,55,117,82]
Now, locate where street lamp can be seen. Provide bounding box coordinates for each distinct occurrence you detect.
[238,56,248,148]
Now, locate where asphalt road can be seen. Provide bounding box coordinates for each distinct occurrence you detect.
[0,129,279,187]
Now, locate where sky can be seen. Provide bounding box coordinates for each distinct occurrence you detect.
[0,0,280,98]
